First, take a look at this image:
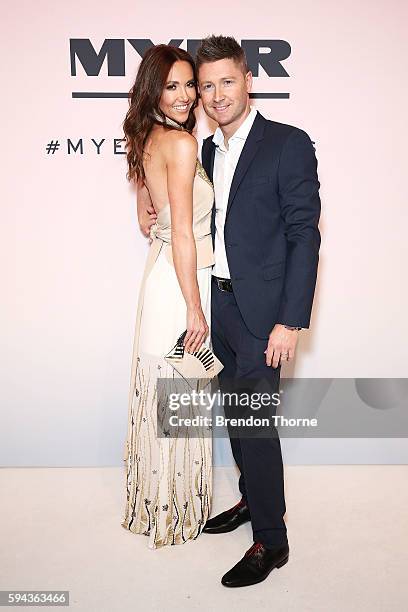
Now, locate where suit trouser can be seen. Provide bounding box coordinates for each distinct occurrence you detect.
[211,276,288,547]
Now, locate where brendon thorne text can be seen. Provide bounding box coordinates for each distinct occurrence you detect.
[168,415,318,428]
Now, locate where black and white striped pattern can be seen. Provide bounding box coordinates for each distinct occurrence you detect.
[166,331,215,372]
[191,345,214,372]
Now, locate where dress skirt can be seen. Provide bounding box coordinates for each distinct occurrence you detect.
[121,241,213,548]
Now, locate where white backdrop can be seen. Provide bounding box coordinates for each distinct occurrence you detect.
[2,0,408,466]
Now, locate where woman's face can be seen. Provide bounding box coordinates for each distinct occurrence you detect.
[159,60,196,124]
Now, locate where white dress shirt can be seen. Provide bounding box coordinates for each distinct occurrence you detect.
[212,106,258,279]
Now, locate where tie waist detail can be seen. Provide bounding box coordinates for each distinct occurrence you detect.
[149,226,214,269]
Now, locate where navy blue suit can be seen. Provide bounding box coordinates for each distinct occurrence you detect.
[202,112,321,547]
[202,111,321,338]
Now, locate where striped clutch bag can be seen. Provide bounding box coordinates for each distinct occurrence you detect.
[164,330,224,391]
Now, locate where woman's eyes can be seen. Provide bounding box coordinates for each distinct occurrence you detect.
[166,82,196,90]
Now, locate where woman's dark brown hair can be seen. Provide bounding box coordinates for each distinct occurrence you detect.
[123,44,198,183]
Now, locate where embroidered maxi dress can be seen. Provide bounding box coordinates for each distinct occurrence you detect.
[121,159,215,548]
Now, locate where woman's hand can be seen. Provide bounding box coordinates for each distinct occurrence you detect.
[184,306,209,353]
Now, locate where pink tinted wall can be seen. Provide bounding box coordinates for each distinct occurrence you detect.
[2,0,407,465]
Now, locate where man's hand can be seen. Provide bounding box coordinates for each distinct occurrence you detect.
[136,181,157,238]
[139,203,157,238]
[264,324,299,368]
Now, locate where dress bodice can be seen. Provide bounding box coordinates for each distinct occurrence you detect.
[149,159,215,269]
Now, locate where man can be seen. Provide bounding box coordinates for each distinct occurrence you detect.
[140,35,321,587]
[196,35,321,588]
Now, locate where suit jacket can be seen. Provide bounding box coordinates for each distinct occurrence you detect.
[202,111,321,339]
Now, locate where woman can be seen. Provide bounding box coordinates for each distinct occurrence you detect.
[121,45,215,548]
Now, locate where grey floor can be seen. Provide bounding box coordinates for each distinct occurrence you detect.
[1,466,406,611]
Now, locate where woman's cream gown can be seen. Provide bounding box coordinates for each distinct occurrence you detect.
[121,159,215,548]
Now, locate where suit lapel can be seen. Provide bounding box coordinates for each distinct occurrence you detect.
[226,112,266,218]
[202,137,217,248]
[203,113,266,246]
[202,139,216,182]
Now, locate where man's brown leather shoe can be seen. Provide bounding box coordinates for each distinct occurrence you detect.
[203,498,250,534]
[221,541,289,587]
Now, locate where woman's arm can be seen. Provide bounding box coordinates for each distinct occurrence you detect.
[163,130,208,353]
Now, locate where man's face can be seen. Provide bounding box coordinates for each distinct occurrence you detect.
[198,58,252,128]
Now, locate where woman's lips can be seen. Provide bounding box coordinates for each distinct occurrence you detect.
[172,103,189,112]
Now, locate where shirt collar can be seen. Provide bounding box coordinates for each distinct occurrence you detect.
[212,107,258,149]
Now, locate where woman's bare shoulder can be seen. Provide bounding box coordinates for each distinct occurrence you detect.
[162,129,198,161]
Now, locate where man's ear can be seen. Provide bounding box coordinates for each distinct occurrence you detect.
[245,71,253,94]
